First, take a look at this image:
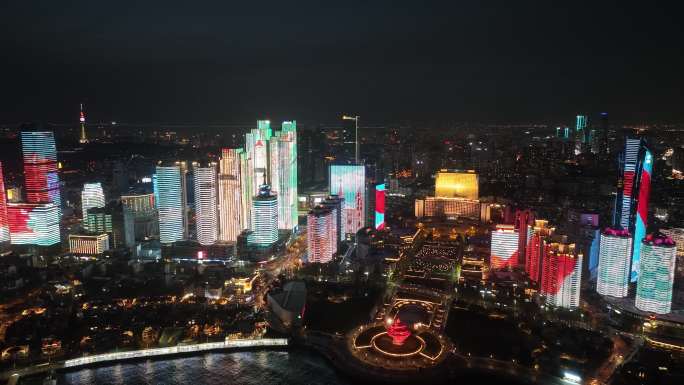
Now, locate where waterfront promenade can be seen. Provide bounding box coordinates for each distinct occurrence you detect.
[1,338,288,384]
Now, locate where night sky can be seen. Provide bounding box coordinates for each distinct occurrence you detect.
[1,1,682,124]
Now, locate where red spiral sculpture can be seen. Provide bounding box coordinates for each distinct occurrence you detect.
[387,318,411,346]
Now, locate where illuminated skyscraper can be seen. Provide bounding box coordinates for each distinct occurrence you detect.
[175,161,191,239]
[525,220,555,283]
[0,162,10,244]
[156,165,184,244]
[490,225,519,270]
[307,206,335,263]
[375,183,386,230]
[540,238,582,309]
[329,164,365,237]
[574,114,588,155]
[270,121,298,230]
[596,228,632,298]
[218,149,242,242]
[320,195,343,247]
[435,170,478,200]
[194,163,217,246]
[614,137,652,282]
[21,131,61,210]
[515,209,534,265]
[635,233,676,314]
[239,150,252,231]
[248,185,278,246]
[7,202,60,246]
[81,182,105,229]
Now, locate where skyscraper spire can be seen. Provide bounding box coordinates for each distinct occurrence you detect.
[79,103,88,144]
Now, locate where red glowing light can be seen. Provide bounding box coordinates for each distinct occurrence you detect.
[386,318,411,346]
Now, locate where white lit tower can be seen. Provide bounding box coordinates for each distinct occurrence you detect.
[596,228,632,298]
[194,163,218,246]
[248,185,278,246]
[156,165,184,244]
[81,182,105,231]
[218,149,243,242]
[270,121,298,231]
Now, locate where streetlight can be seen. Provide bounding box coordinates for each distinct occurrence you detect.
[342,115,359,163]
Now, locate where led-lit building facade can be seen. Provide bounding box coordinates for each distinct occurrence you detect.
[515,209,535,266]
[307,206,335,263]
[596,228,632,298]
[375,183,385,229]
[525,220,555,283]
[81,182,105,229]
[156,165,185,244]
[7,202,60,246]
[635,233,677,314]
[414,197,480,220]
[0,162,10,244]
[270,121,298,231]
[21,131,61,210]
[218,148,242,242]
[435,170,478,200]
[329,165,365,237]
[121,193,155,213]
[540,239,582,309]
[69,233,109,255]
[320,195,343,247]
[194,163,217,246]
[614,137,652,282]
[248,185,278,246]
[490,225,519,270]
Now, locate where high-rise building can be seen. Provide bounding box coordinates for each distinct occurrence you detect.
[218,148,243,243]
[69,233,109,255]
[525,220,555,283]
[0,162,10,244]
[614,137,652,282]
[248,185,278,246]
[435,170,478,200]
[81,182,105,229]
[540,238,582,309]
[194,163,218,246]
[320,195,343,247]
[635,233,677,314]
[375,183,385,230]
[121,193,158,243]
[574,114,588,155]
[307,206,335,263]
[270,121,298,231]
[175,161,191,239]
[490,225,519,270]
[21,131,61,210]
[7,202,60,246]
[156,165,185,244]
[515,209,534,266]
[329,164,366,237]
[596,228,632,298]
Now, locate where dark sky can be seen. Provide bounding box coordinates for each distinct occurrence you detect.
[1,1,682,125]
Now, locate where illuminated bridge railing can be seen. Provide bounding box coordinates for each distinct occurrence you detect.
[63,338,288,368]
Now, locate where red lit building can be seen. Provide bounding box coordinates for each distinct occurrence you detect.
[525,220,555,283]
[515,209,534,265]
[0,162,9,244]
[540,236,582,309]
